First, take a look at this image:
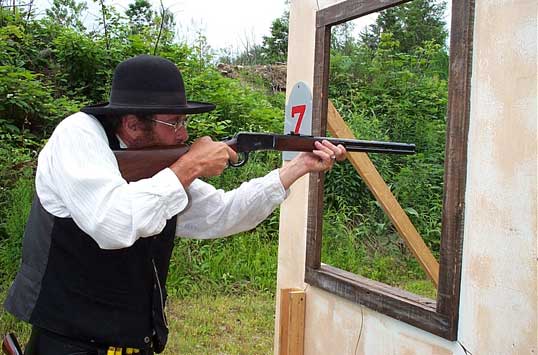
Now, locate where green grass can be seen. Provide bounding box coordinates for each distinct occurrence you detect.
[0,175,34,288]
[166,225,279,297]
[0,290,32,345]
[322,238,437,298]
[401,279,437,299]
[165,293,274,355]
[0,291,275,355]
[321,206,437,298]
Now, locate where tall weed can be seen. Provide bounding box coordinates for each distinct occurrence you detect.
[167,227,279,297]
[0,174,34,288]
[321,206,436,297]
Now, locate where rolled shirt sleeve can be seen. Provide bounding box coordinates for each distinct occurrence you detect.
[176,169,287,239]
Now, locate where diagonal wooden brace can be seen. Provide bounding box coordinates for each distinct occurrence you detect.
[327,100,439,287]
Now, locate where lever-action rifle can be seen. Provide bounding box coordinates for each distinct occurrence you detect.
[114,132,416,182]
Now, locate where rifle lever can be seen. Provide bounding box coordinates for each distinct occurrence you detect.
[229,152,249,168]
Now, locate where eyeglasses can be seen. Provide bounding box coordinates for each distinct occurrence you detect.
[151,116,189,132]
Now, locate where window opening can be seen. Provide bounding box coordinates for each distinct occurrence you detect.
[305,0,474,340]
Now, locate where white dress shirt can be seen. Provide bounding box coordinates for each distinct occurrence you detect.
[35,112,287,249]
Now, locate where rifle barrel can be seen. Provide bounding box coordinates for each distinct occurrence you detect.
[270,134,415,155]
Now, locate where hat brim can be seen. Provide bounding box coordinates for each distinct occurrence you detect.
[80,101,216,115]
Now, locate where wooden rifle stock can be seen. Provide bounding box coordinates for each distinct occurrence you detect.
[113,132,415,182]
[114,145,190,183]
[2,333,22,355]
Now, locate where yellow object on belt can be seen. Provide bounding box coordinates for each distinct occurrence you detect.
[107,346,140,354]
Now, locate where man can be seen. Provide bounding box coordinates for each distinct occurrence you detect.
[4,55,346,354]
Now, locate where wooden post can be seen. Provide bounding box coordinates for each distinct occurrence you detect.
[327,100,440,287]
[278,288,306,355]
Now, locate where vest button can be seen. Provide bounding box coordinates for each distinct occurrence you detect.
[144,336,151,343]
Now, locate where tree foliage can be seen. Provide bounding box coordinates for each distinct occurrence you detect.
[125,0,153,34]
[260,13,289,64]
[327,31,449,253]
[360,0,448,53]
[243,1,450,254]
[45,0,88,32]
[0,1,283,190]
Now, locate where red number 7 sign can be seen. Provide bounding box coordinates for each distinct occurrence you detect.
[291,104,307,134]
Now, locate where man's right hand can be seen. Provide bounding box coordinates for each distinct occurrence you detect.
[169,136,238,187]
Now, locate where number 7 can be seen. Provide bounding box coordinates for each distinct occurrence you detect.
[291,104,306,134]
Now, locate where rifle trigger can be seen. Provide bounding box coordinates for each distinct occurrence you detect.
[229,152,249,168]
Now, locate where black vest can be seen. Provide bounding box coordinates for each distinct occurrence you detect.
[4,126,177,352]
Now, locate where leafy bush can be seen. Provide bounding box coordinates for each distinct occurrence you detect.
[52,29,114,102]
[0,65,83,135]
[184,68,283,138]
[325,34,448,256]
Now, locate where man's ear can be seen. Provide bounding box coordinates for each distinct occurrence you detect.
[122,114,139,133]
[117,114,142,146]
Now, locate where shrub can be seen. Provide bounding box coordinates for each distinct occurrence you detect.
[325,34,448,254]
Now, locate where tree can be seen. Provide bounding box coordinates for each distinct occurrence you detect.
[125,0,153,35]
[360,0,448,53]
[152,4,175,49]
[190,27,212,70]
[331,21,356,54]
[234,29,263,65]
[260,12,288,64]
[45,0,88,32]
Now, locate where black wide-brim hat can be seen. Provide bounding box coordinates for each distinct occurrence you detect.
[81,55,215,115]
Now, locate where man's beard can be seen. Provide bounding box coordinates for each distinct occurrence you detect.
[131,128,159,148]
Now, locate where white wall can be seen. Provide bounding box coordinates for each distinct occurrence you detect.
[458,0,537,353]
[275,0,537,354]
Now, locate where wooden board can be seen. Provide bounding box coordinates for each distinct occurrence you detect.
[288,291,306,355]
[279,288,306,355]
[279,288,291,355]
[316,0,412,27]
[306,265,447,337]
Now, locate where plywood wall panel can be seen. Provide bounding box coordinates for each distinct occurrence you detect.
[458,0,537,353]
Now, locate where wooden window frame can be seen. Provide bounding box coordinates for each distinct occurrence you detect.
[304,0,475,340]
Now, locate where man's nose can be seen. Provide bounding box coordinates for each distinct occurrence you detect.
[176,127,188,142]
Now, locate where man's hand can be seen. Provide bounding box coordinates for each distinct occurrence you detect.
[169,136,238,187]
[279,140,347,190]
